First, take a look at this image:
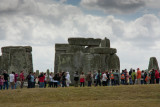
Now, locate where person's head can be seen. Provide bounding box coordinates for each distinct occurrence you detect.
[29,72,32,75]
[81,72,84,75]
[137,68,140,71]
[3,70,7,74]
[142,70,144,73]
[12,72,14,74]
[116,70,118,73]
[133,70,135,72]
[112,70,114,72]
[98,70,101,73]
[21,71,24,73]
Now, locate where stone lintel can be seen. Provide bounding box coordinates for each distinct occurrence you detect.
[90,47,117,54]
[55,44,70,51]
[68,38,101,46]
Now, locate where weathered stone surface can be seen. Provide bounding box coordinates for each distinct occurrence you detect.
[35,70,39,77]
[101,37,110,48]
[68,38,101,46]
[54,37,120,84]
[148,57,159,71]
[90,47,117,54]
[0,46,33,76]
[108,54,120,71]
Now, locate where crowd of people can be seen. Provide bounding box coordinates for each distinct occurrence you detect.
[0,68,160,90]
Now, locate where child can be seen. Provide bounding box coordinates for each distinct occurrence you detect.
[80,72,85,87]
[0,75,4,90]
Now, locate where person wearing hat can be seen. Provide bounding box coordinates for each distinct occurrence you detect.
[137,68,141,85]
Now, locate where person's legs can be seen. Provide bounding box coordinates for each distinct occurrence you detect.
[83,82,85,87]
[156,79,159,84]
[98,79,101,86]
[0,85,2,90]
[14,82,17,89]
[21,81,24,88]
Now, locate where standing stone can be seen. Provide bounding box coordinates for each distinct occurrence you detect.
[46,69,50,80]
[148,57,159,71]
[0,46,33,76]
[101,37,110,48]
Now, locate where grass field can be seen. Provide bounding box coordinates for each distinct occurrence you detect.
[0,85,160,107]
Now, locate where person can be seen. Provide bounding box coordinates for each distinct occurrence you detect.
[93,70,97,86]
[33,72,36,88]
[121,70,125,85]
[114,70,120,85]
[155,70,159,84]
[20,71,25,88]
[66,72,71,87]
[61,72,66,87]
[26,72,32,88]
[80,72,85,87]
[106,71,110,86]
[74,71,79,87]
[141,70,145,84]
[150,69,155,84]
[144,72,148,84]
[9,72,15,89]
[95,70,101,86]
[110,70,115,86]
[57,73,61,87]
[30,72,35,88]
[14,72,18,89]
[38,72,45,88]
[102,71,107,86]
[49,72,53,87]
[3,71,9,90]
[0,75,4,90]
[129,68,133,85]
[137,68,141,85]
[53,73,58,88]
[44,73,48,88]
[131,70,136,85]
[86,71,92,87]
[124,69,128,85]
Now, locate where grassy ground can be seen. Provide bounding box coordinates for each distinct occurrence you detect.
[0,85,160,107]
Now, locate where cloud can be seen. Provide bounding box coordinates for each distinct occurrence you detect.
[80,0,160,14]
[80,0,145,14]
[0,0,160,71]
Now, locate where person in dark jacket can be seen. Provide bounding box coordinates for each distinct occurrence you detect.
[144,72,147,84]
[26,72,32,88]
[73,71,79,87]
[3,70,9,90]
[61,72,66,87]
[95,70,101,86]
[86,71,92,87]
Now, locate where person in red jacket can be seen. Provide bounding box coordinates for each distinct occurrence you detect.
[155,70,159,84]
[38,72,45,88]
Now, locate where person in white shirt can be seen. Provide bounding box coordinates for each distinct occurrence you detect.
[66,72,71,87]
[49,73,53,87]
[9,72,15,89]
[102,72,107,86]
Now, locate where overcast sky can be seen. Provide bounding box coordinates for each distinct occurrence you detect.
[0,0,160,72]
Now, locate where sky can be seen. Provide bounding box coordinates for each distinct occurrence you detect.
[0,0,160,72]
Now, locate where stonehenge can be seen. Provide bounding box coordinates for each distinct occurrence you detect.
[54,37,120,83]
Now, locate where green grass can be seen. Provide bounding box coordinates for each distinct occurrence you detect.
[0,85,160,107]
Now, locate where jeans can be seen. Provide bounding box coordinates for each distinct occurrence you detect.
[88,81,92,87]
[49,82,53,87]
[129,78,132,85]
[3,81,8,90]
[39,82,44,88]
[28,81,32,88]
[121,79,125,85]
[14,82,17,89]
[141,80,144,84]
[62,80,66,87]
[115,80,119,85]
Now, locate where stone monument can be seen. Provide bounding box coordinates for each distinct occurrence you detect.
[54,37,120,83]
[148,57,159,71]
[0,46,33,76]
